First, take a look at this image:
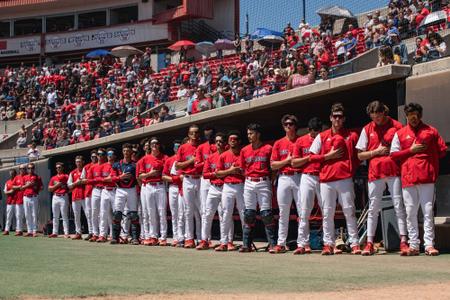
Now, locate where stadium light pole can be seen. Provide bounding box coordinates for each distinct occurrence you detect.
[302,0,306,22]
[245,13,249,36]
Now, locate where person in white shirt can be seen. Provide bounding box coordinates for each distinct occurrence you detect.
[27,143,40,161]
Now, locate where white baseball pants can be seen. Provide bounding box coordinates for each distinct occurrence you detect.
[84,196,93,234]
[23,195,38,234]
[52,194,69,235]
[297,174,322,247]
[72,199,87,235]
[201,184,223,241]
[200,177,210,218]
[5,204,23,232]
[115,188,138,212]
[168,185,182,241]
[243,179,272,211]
[140,185,149,239]
[91,188,102,236]
[177,194,186,242]
[144,183,167,239]
[402,183,436,249]
[276,174,301,246]
[221,183,245,244]
[183,177,202,240]
[367,176,407,239]
[320,178,359,247]
[99,189,115,237]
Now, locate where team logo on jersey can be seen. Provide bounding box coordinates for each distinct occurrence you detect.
[245,156,268,163]
[224,162,232,168]
[303,148,310,154]
[210,163,217,170]
[279,149,289,155]
[186,155,194,160]
[406,135,411,139]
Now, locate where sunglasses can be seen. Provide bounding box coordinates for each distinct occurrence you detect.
[332,114,344,119]
[97,153,106,156]
[284,122,295,127]
[228,137,238,142]
[189,131,199,135]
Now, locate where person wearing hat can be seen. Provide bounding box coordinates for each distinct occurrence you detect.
[309,103,361,255]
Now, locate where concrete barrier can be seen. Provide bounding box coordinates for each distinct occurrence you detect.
[0,120,32,135]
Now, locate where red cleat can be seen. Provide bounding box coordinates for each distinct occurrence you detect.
[196,240,209,250]
[63,235,70,239]
[407,247,420,256]
[14,231,23,236]
[159,239,168,246]
[334,247,343,255]
[184,239,196,249]
[239,247,253,253]
[171,240,179,247]
[84,234,93,241]
[89,235,98,242]
[400,241,409,253]
[143,239,151,246]
[148,238,159,246]
[425,246,439,256]
[215,244,228,252]
[48,234,58,238]
[293,247,306,255]
[361,242,375,256]
[2,231,9,235]
[304,245,312,254]
[72,234,82,240]
[351,245,362,255]
[321,244,334,256]
[96,236,107,243]
[270,245,287,254]
[227,242,237,251]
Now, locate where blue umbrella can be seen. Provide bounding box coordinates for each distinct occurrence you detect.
[195,41,216,54]
[86,49,111,58]
[251,28,283,39]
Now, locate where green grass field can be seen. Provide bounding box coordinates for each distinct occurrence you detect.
[1,235,450,299]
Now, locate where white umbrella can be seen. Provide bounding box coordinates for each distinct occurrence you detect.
[419,11,447,28]
[111,45,143,57]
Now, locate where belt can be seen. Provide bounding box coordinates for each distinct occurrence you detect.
[25,194,38,197]
[184,175,201,179]
[102,187,116,191]
[281,171,301,176]
[303,172,319,176]
[225,182,243,185]
[246,176,269,182]
[55,193,67,197]
[146,182,163,186]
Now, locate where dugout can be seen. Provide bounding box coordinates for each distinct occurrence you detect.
[37,65,421,246]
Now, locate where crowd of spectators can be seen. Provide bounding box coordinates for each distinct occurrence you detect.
[1,0,449,152]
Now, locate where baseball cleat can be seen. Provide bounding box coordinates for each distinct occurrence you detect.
[32,233,38,237]
[304,245,312,254]
[400,241,409,253]
[176,241,185,248]
[84,234,93,241]
[15,231,23,236]
[215,244,228,252]
[407,247,420,256]
[334,247,343,255]
[159,239,168,246]
[425,246,439,256]
[119,237,128,244]
[25,233,33,237]
[72,234,82,240]
[48,234,58,238]
[270,245,287,254]
[2,231,9,235]
[227,242,237,251]
[63,235,70,239]
[143,239,151,246]
[293,247,306,255]
[96,236,107,243]
[148,238,159,246]
[130,239,140,245]
[351,245,362,255]
[361,242,375,256]
[89,235,98,242]
[321,244,334,256]
[110,239,119,245]
[184,239,196,249]
[239,247,253,253]
[196,240,209,250]
[171,240,179,247]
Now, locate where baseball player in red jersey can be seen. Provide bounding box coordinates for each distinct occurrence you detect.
[138,137,167,246]
[356,101,408,256]
[176,125,203,248]
[136,139,151,244]
[11,165,27,236]
[195,127,217,238]
[110,143,140,245]
[216,131,246,251]
[97,148,118,242]
[21,163,43,237]
[68,156,87,240]
[291,117,323,254]
[239,123,277,253]
[3,169,18,235]
[162,140,184,247]
[309,103,361,255]
[270,115,301,254]
[48,162,70,238]
[390,103,447,256]
[80,150,98,240]
[196,133,228,250]
[85,148,107,242]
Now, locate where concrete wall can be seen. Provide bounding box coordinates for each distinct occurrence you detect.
[0,159,51,233]
[0,120,32,135]
[204,0,235,39]
[0,118,42,150]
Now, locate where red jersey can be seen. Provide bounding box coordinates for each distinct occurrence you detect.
[68,168,84,201]
[138,153,165,183]
[82,163,94,197]
[12,174,25,205]
[195,141,217,174]
[4,179,16,205]
[270,136,300,174]
[101,162,117,188]
[22,174,43,197]
[292,133,321,175]
[218,149,244,184]
[309,128,359,182]
[356,117,403,182]
[87,162,104,188]
[239,143,272,178]
[176,141,200,176]
[391,122,447,187]
[203,152,223,186]
[49,173,69,195]
[163,155,177,177]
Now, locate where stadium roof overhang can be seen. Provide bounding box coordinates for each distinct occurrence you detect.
[42,64,412,158]
[0,0,108,14]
